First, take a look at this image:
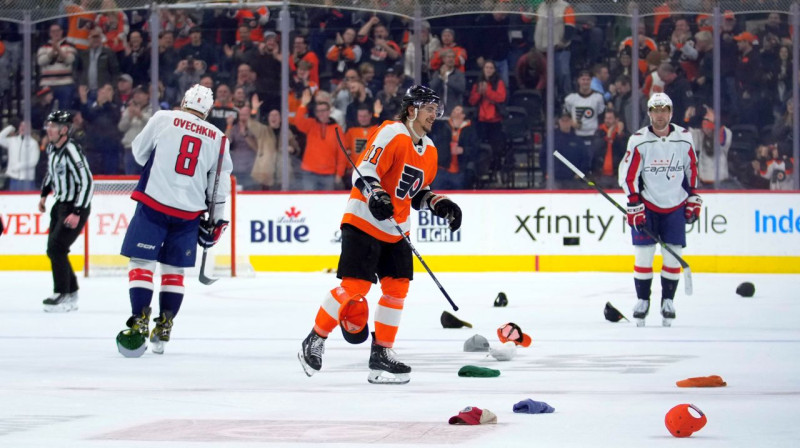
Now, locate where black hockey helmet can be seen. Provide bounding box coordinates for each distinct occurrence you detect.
[401,85,443,118]
[46,110,74,125]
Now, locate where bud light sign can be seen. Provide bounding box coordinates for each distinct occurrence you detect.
[417,211,460,242]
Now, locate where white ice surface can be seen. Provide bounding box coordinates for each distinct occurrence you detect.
[2,271,799,447]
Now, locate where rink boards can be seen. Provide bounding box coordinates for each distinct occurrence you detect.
[1,191,798,273]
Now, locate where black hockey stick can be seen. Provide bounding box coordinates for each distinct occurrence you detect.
[335,128,459,311]
[554,151,693,295]
[199,135,228,285]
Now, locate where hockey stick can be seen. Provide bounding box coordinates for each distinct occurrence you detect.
[553,151,693,295]
[335,128,459,311]
[199,135,227,286]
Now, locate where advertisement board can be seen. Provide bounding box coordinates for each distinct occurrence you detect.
[2,192,798,273]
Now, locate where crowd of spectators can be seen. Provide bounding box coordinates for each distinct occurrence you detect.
[0,0,795,192]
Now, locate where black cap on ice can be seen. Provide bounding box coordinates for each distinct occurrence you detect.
[441,311,472,329]
[604,302,628,322]
[736,282,755,297]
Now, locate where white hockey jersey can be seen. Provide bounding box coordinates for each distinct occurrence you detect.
[563,91,605,137]
[618,124,698,213]
[131,110,233,220]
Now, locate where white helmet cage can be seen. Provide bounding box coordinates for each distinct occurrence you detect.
[182,84,214,118]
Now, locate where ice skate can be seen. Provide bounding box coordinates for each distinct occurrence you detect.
[661,299,676,327]
[367,333,411,385]
[150,311,174,355]
[633,299,650,327]
[298,330,326,377]
[116,307,152,358]
[42,292,78,313]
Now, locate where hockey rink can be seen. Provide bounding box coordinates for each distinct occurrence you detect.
[2,270,799,447]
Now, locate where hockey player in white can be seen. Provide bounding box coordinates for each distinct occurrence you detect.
[618,93,701,327]
[116,84,233,357]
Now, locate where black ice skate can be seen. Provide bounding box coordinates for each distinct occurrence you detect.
[633,299,650,327]
[43,292,78,313]
[661,298,676,327]
[116,307,152,358]
[298,330,326,377]
[150,311,174,355]
[368,333,411,385]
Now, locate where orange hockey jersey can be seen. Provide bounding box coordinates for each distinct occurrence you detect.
[342,121,439,243]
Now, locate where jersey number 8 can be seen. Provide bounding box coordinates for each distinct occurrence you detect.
[175,135,202,176]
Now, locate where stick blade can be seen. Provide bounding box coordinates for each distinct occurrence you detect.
[199,250,218,285]
[683,267,693,296]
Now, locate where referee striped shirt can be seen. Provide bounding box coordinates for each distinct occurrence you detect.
[41,138,94,213]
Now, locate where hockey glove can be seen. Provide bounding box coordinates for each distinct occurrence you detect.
[685,195,703,224]
[367,185,394,221]
[198,218,229,248]
[626,202,646,231]
[429,194,462,231]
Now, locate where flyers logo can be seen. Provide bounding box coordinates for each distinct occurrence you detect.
[396,165,424,199]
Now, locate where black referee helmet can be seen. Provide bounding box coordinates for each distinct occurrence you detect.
[46,110,74,135]
[46,110,74,125]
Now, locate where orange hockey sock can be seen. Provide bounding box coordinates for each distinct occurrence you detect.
[312,277,371,337]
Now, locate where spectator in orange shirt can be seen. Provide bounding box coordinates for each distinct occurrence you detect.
[357,16,402,82]
[327,28,362,83]
[295,89,347,191]
[619,23,657,76]
[468,60,507,175]
[96,0,129,58]
[430,28,467,73]
[65,0,96,51]
[343,103,378,188]
[290,34,320,86]
[430,105,479,190]
[289,60,320,122]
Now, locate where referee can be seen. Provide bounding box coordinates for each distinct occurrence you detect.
[39,110,94,312]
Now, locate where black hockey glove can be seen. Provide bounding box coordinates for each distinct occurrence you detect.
[198,218,229,248]
[367,186,394,221]
[429,194,462,231]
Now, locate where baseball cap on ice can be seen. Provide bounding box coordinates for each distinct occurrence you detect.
[497,322,531,347]
[464,334,490,352]
[441,311,472,329]
[448,406,497,425]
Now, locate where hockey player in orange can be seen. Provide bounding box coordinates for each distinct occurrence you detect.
[298,86,462,384]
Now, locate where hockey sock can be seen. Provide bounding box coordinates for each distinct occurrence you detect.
[661,244,682,299]
[661,276,679,300]
[633,245,656,300]
[128,258,156,315]
[634,278,653,300]
[374,277,409,348]
[159,264,185,317]
[313,277,371,338]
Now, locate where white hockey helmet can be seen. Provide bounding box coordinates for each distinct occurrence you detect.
[182,84,214,118]
[647,92,673,111]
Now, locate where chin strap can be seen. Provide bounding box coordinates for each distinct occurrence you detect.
[405,108,425,144]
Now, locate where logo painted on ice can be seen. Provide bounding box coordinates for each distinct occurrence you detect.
[251,206,309,243]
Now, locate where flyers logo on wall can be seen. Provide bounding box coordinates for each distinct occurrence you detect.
[250,206,309,243]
